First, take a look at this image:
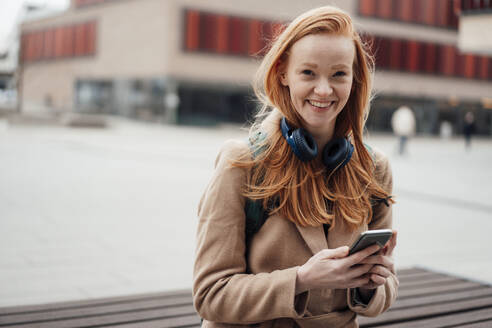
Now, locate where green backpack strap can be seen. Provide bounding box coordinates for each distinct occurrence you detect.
[244,198,269,243]
[244,132,269,243]
[363,142,376,163]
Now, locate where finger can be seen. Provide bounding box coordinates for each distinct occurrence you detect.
[370,273,386,285]
[359,281,379,290]
[317,246,349,260]
[343,244,381,267]
[369,265,391,278]
[383,230,398,256]
[346,264,373,279]
[347,275,371,289]
[359,254,393,268]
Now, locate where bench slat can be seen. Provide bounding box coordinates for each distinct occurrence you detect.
[398,281,483,299]
[0,295,193,325]
[0,290,192,316]
[397,272,451,284]
[398,276,467,290]
[367,307,492,328]
[454,320,492,328]
[395,267,429,276]
[90,314,201,328]
[0,304,197,328]
[389,287,492,310]
[359,296,492,326]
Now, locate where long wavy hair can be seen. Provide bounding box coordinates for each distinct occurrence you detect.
[232,6,393,230]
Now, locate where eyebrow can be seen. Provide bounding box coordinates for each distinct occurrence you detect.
[300,63,351,69]
[300,63,318,68]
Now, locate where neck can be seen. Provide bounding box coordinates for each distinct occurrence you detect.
[307,121,336,155]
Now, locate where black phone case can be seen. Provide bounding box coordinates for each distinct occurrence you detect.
[349,231,392,255]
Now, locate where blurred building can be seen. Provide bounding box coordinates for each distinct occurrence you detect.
[18,0,492,135]
[0,3,65,110]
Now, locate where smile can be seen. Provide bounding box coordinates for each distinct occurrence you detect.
[307,100,335,109]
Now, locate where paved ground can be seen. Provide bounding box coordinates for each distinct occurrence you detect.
[1,117,491,307]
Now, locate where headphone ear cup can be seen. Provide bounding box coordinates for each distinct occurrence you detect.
[292,128,318,162]
[322,138,354,171]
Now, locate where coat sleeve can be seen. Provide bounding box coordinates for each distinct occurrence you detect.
[347,149,399,317]
[193,140,309,324]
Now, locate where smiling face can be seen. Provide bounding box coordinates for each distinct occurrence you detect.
[280,33,355,142]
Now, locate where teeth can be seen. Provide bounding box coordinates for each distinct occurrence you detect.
[309,100,333,108]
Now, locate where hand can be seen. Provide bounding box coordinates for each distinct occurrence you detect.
[295,244,381,294]
[358,230,398,290]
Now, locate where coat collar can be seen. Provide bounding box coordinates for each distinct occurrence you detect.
[296,224,328,255]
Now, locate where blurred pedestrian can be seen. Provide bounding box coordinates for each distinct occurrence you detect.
[193,5,397,327]
[463,111,475,151]
[391,105,416,155]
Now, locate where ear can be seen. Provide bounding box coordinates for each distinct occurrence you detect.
[277,61,288,86]
[280,72,288,86]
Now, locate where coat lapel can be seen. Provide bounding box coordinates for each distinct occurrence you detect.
[296,224,328,255]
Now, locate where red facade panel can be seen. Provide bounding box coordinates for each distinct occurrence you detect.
[376,37,391,69]
[54,27,64,58]
[201,14,217,52]
[489,58,492,79]
[74,24,86,55]
[33,31,44,61]
[442,45,456,76]
[185,10,200,51]
[479,56,489,80]
[377,0,392,18]
[86,22,96,55]
[398,0,413,22]
[216,15,229,54]
[248,19,262,56]
[463,54,475,78]
[424,43,437,74]
[407,41,419,72]
[389,39,402,70]
[43,29,55,59]
[22,21,95,63]
[228,17,247,55]
[62,26,75,57]
[359,0,377,16]
[25,34,33,62]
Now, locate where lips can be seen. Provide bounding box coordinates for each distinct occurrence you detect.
[307,99,335,109]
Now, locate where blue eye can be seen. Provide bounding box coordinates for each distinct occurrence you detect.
[302,69,314,76]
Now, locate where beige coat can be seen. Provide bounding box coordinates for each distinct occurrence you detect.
[193,140,398,328]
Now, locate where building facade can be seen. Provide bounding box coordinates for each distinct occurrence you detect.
[19,0,492,135]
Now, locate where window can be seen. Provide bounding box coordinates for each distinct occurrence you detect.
[183,9,283,57]
[368,35,492,81]
[21,21,96,63]
[358,0,459,29]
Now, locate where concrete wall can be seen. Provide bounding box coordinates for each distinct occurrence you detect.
[458,14,492,55]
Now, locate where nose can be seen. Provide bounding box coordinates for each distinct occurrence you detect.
[314,78,333,97]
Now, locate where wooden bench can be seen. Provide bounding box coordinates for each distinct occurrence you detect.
[1,267,491,327]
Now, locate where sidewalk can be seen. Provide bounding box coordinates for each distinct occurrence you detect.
[0,117,491,307]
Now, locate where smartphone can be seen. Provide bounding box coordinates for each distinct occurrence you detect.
[348,229,393,255]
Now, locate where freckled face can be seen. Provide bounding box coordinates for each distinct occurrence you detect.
[280,33,355,139]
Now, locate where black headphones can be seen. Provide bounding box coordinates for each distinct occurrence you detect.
[280,117,354,171]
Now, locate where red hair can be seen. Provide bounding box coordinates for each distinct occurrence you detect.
[233,6,393,229]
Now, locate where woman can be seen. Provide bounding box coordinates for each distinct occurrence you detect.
[193,6,397,328]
